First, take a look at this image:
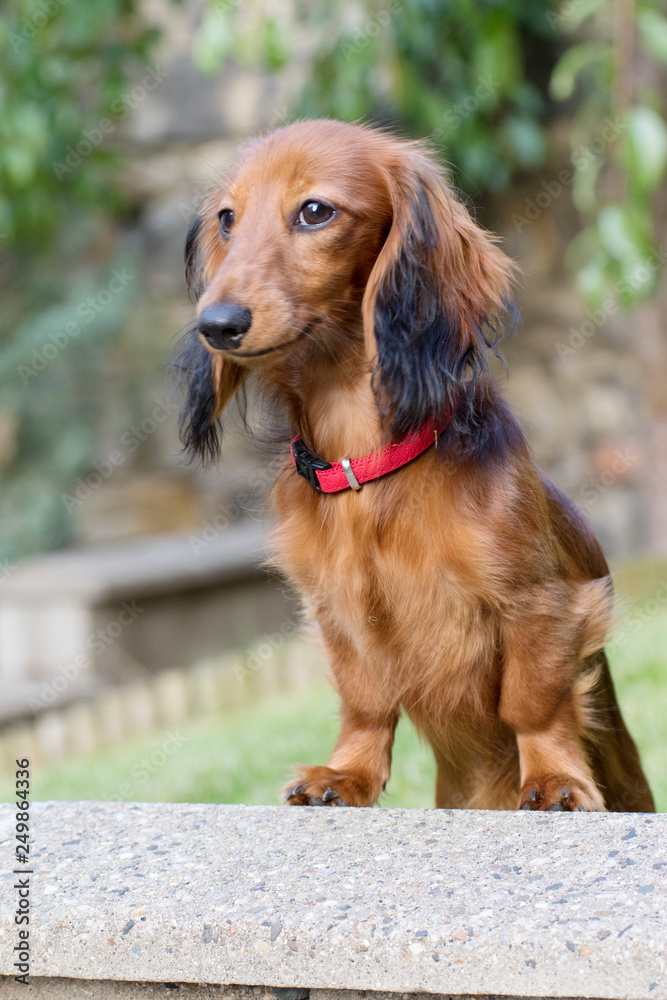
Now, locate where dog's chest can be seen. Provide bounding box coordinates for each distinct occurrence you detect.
[271,477,498,684]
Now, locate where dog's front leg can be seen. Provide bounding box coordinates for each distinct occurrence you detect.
[284,635,399,807]
[499,594,605,812]
[512,698,605,811]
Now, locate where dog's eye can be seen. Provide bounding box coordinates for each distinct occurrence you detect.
[297,201,335,228]
[218,208,234,236]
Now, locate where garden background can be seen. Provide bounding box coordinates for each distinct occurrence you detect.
[1,0,666,808]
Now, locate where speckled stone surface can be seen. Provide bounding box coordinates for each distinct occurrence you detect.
[0,981,262,998]
[0,985,604,1000]
[0,803,664,997]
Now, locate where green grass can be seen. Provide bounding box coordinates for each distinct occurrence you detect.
[0,682,437,807]
[604,557,667,811]
[1,557,665,810]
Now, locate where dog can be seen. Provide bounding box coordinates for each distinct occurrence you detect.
[175,119,654,812]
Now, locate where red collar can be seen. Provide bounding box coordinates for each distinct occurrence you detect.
[290,417,451,493]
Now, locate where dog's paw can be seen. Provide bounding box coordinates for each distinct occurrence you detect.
[519,774,605,812]
[283,765,380,807]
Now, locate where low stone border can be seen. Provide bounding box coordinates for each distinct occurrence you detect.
[0,802,664,998]
[0,521,297,726]
[0,982,614,999]
[0,636,324,774]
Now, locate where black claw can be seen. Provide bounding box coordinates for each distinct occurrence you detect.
[548,802,565,811]
[309,795,327,806]
[577,805,585,811]
[381,781,387,792]
[521,801,532,810]
[322,787,336,802]
[561,788,569,798]
[529,789,538,801]
[286,783,305,801]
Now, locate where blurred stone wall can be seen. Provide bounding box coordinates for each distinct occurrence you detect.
[499,182,667,560]
[77,0,667,562]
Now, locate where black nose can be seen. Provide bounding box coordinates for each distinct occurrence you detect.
[198,303,252,350]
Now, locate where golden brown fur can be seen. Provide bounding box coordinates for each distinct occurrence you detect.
[177,119,654,813]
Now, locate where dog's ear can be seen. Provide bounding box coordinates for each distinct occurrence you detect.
[172,329,247,464]
[175,212,248,464]
[362,148,517,447]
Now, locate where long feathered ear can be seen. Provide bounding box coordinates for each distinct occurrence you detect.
[362,146,518,449]
[175,212,248,464]
[172,328,247,465]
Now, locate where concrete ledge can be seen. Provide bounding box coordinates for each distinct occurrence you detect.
[0,522,296,722]
[0,984,612,1000]
[0,522,269,603]
[0,803,665,998]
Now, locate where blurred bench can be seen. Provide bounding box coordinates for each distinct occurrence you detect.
[0,802,664,998]
[0,521,294,723]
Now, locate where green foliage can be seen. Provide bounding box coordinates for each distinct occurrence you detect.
[0,0,158,247]
[196,0,667,309]
[0,261,137,558]
[194,0,557,195]
[0,0,160,561]
[2,0,666,562]
[551,1,667,309]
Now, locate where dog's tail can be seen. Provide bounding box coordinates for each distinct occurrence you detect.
[577,649,655,812]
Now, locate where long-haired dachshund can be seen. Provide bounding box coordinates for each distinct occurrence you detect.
[176,119,654,812]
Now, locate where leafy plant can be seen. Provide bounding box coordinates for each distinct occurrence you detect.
[194,0,556,195]
[194,0,667,308]
[2,0,666,563]
[550,0,667,308]
[0,0,160,561]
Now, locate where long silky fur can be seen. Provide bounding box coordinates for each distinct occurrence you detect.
[184,212,206,298]
[173,208,224,464]
[169,119,654,815]
[372,185,519,458]
[172,327,222,465]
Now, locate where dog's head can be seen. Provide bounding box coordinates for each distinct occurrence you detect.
[175,119,517,462]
